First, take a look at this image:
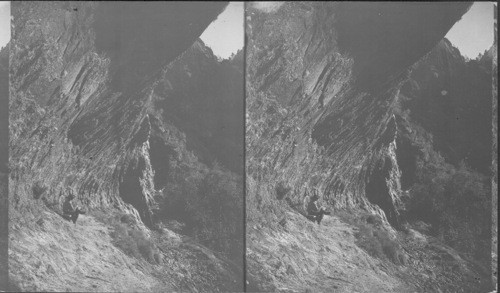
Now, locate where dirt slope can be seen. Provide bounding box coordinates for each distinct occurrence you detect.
[10,209,242,292]
[10,212,165,292]
[247,212,411,293]
[7,2,244,291]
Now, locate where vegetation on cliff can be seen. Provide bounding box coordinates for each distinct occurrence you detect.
[8,2,244,291]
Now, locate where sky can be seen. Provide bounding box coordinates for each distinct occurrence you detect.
[446,2,495,58]
[0,2,246,58]
[0,2,494,59]
[0,1,9,49]
[200,2,244,59]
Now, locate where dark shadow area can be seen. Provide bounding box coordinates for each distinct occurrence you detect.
[365,157,400,228]
[400,40,493,175]
[336,2,472,91]
[119,157,153,227]
[155,164,243,268]
[93,2,228,92]
[152,43,244,174]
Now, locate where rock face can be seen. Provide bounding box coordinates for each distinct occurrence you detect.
[9,1,239,224]
[5,1,495,291]
[8,2,244,291]
[246,2,495,291]
[246,2,472,224]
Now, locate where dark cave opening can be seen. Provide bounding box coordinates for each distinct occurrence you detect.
[365,157,400,228]
[118,156,153,227]
[93,2,228,92]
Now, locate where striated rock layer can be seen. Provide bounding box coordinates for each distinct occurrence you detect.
[9,1,236,225]
[246,1,472,226]
[245,2,495,292]
[8,1,244,291]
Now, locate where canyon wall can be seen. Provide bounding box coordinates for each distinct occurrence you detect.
[246,2,472,226]
[9,2,242,228]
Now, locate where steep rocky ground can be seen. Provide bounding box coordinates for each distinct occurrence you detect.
[247,206,410,293]
[8,2,243,291]
[247,185,489,293]
[9,211,241,292]
[246,2,494,292]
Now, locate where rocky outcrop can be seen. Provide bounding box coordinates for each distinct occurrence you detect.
[9,2,245,291]
[9,1,231,224]
[246,2,471,224]
[246,3,496,291]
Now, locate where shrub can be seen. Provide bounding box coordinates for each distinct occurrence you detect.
[187,165,244,262]
[398,252,408,265]
[355,222,404,265]
[275,182,291,200]
[407,159,491,263]
[376,229,401,264]
[153,250,163,264]
[32,181,47,199]
[130,229,156,262]
[120,213,137,225]
[110,222,141,259]
[356,224,384,259]
[366,214,383,226]
[157,163,243,264]
[98,213,161,264]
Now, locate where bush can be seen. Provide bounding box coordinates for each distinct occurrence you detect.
[32,181,47,199]
[275,182,291,200]
[130,229,156,262]
[355,222,404,265]
[153,251,163,264]
[120,213,137,225]
[356,224,383,258]
[376,230,401,264]
[337,209,407,265]
[187,165,243,262]
[366,214,383,226]
[157,163,243,264]
[111,222,141,259]
[407,159,491,263]
[99,213,161,264]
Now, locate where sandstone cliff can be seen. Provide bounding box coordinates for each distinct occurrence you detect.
[8,2,244,291]
[246,1,471,228]
[246,2,494,292]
